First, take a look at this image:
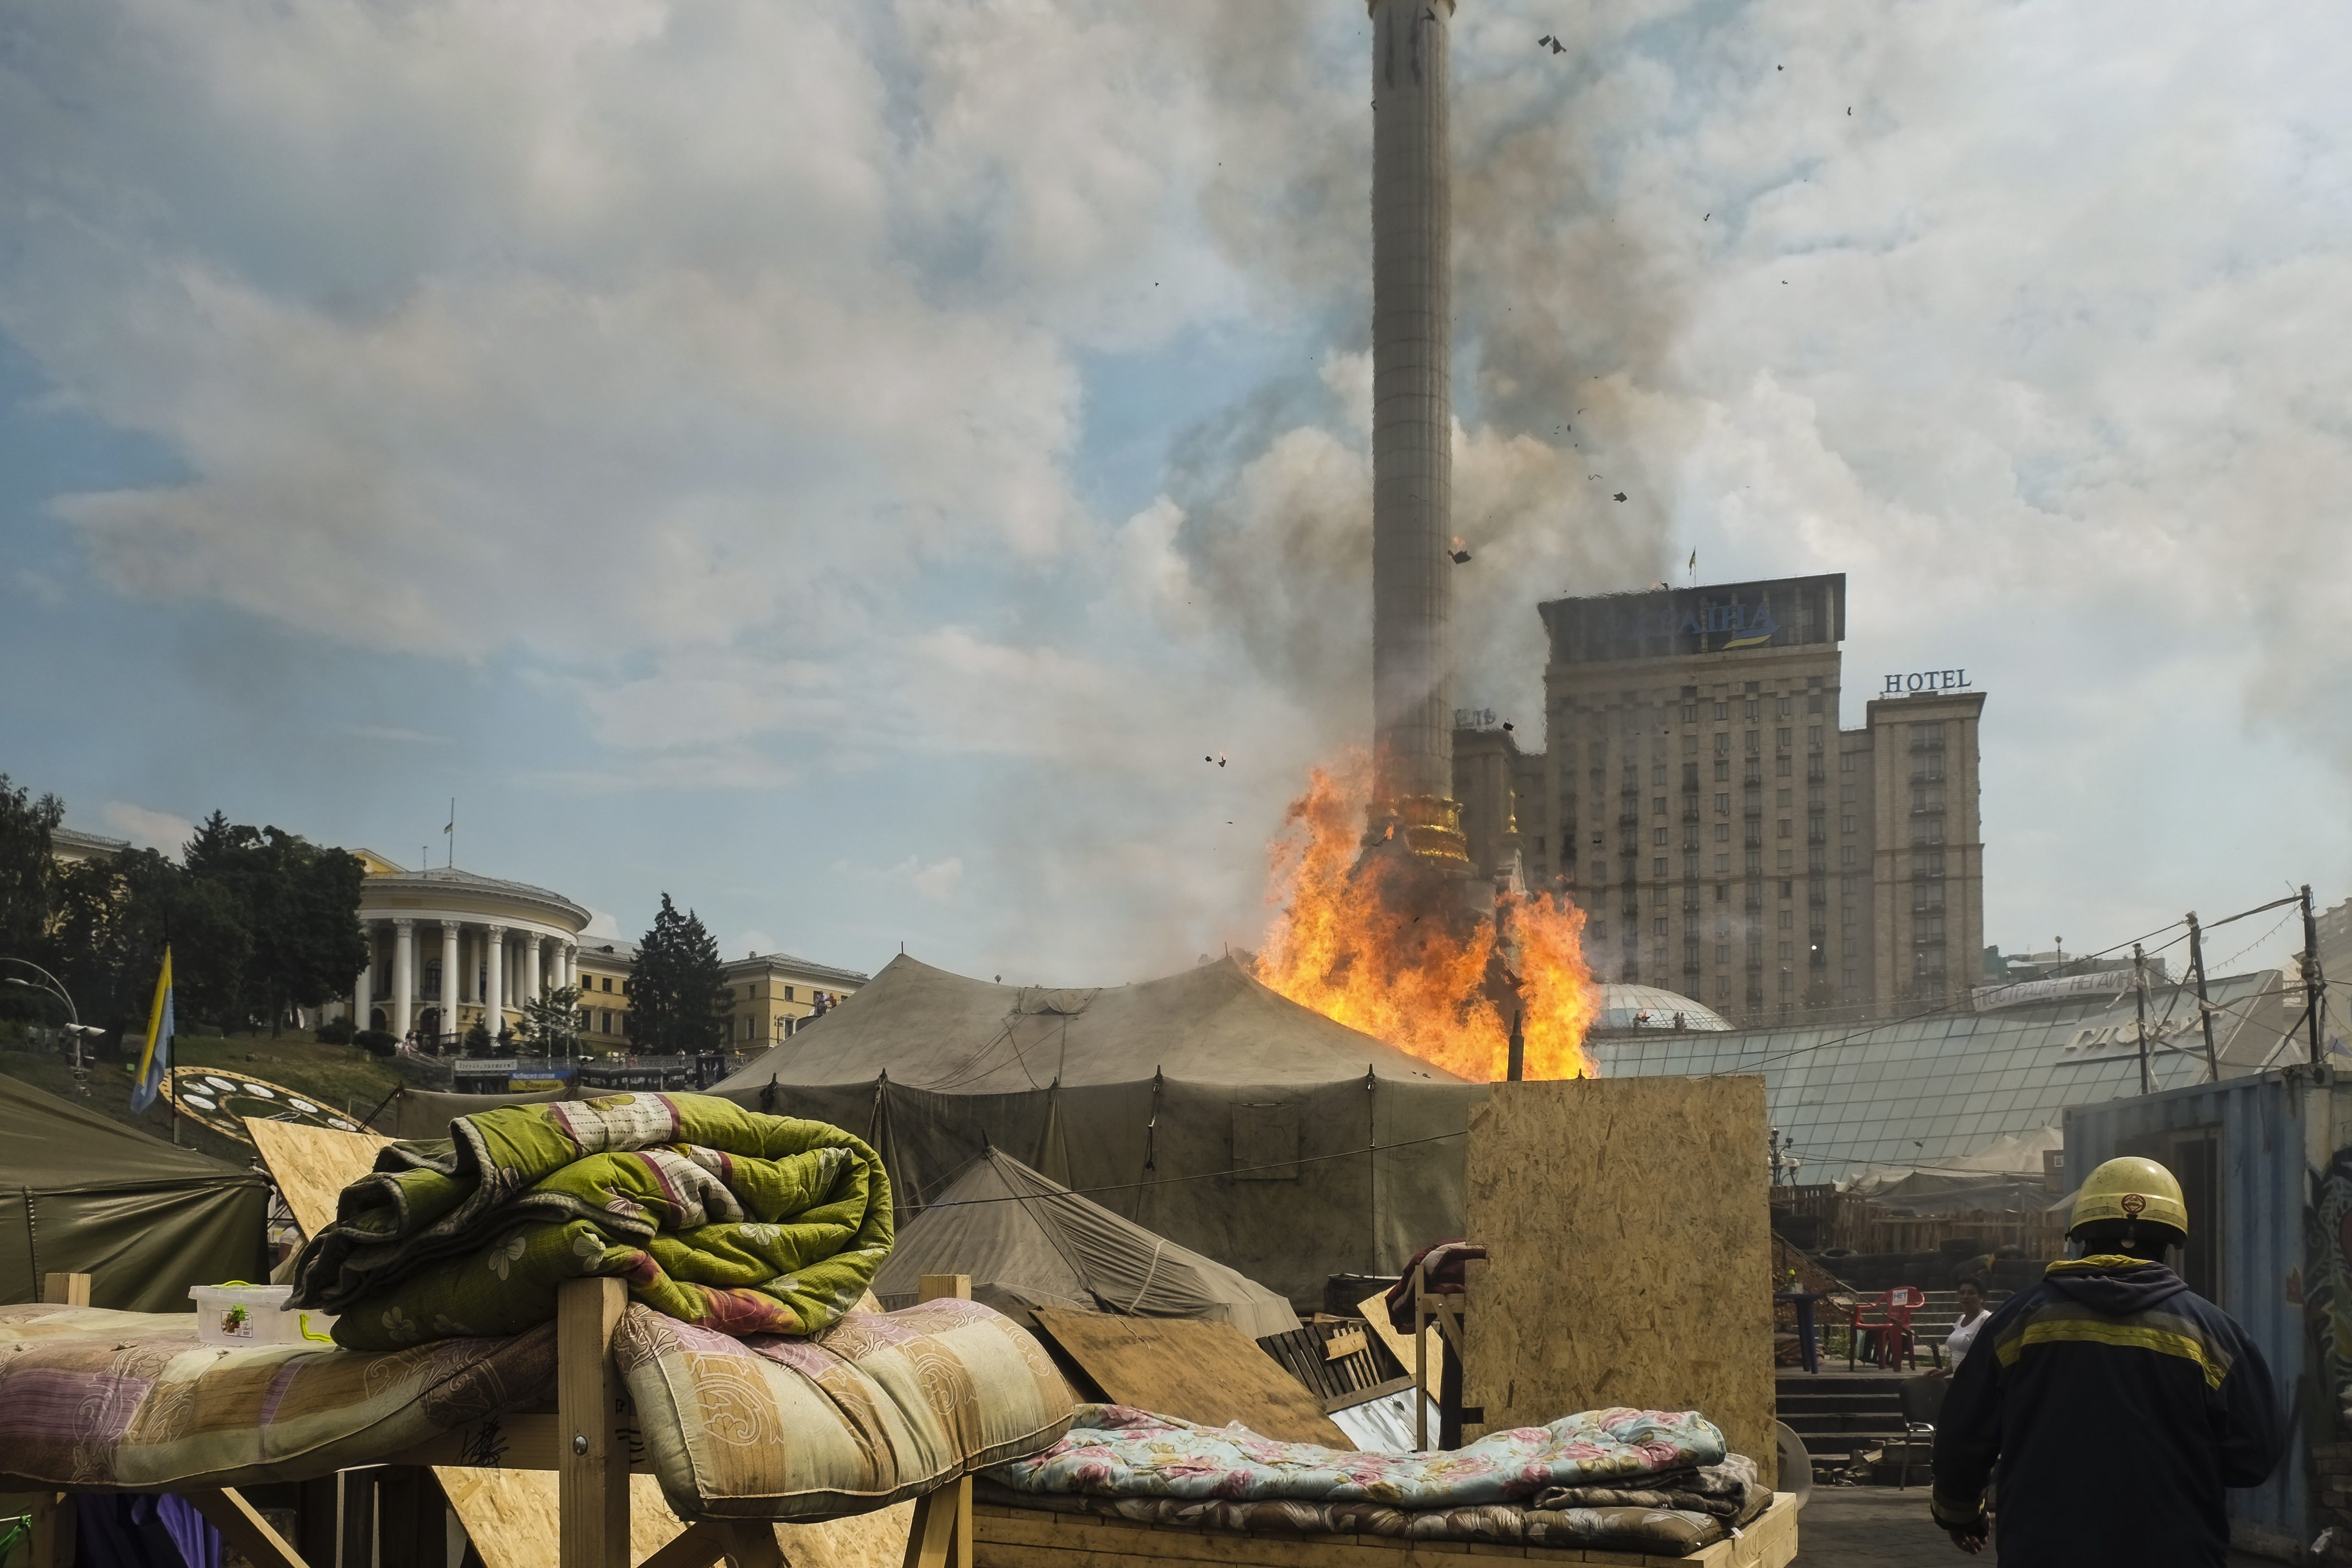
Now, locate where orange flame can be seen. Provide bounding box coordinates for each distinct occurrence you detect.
[1249,759,1600,1082]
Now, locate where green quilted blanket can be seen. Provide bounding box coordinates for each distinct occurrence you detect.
[289,1092,893,1350]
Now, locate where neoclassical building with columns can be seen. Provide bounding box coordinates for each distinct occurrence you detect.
[350,851,593,1043]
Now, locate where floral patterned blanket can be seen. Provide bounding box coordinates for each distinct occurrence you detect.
[289,1093,892,1350]
[983,1403,1727,1509]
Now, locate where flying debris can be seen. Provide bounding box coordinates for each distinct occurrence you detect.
[1613,492,1628,502]
[1204,754,1227,767]
[1501,722,1516,733]
[1449,549,1471,564]
[1536,34,1565,53]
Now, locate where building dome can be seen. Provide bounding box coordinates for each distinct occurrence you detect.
[1592,983,1733,1036]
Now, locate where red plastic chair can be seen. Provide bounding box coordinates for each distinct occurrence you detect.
[1847,1287,1926,1370]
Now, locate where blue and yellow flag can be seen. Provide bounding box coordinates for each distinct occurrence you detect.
[130,946,174,1112]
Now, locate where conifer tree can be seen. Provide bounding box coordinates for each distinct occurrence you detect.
[629,894,730,1053]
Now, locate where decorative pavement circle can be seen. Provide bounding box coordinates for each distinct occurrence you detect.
[165,1066,366,1142]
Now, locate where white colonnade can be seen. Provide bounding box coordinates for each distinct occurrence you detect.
[354,915,577,1044]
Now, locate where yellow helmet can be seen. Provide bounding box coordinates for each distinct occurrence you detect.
[2070,1156,2188,1239]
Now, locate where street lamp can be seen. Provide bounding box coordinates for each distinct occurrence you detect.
[2,959,105,1095]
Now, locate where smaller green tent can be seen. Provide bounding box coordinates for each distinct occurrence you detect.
[0,1072,269,1311]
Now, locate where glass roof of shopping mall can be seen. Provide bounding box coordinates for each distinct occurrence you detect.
[1591,969,2297,1185]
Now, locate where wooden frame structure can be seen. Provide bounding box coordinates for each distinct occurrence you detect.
[1408,1255,1467,1451]
[12,1273,979,1568]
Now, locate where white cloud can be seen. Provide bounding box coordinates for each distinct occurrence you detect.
[101,801,193,855]
[907,858,965,903]
[344,725,453,747]
[5,0,2351,980]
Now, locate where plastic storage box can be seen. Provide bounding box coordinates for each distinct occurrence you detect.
[188,1282,336,1346]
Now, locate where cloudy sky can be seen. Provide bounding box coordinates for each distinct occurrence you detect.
[2,0,2346,986]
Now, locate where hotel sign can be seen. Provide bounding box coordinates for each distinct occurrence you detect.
[1542,574,1847,665]
[1884,670,1972,695]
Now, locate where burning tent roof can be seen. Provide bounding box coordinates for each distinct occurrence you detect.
[870,1146,1300,1340]
[714,953,1466,1093]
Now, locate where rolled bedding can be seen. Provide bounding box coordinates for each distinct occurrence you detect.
[290,1091,891,1349]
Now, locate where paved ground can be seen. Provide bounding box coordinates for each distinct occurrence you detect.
[1792,1486,1951,1567]
[1790,1487,2284,1565]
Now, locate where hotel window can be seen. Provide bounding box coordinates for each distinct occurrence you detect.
[1776,727,1791,749]
[1746,700,1760,719]
[1683,734,1698,753]
[1682,704,1698,723]
[1808,725,1823,748]
[1714,822,1729,842]
[1654,918,1669,937]
[1654,827,1669,846]
[1778,849,1793,870]
[1745,730,1759,752]
[1842,814,1857,833]
[1716,944,1729,964]
[1715,854,1729,874]
[1841,846,1859,867]
[1714,733,1729,753]
[1777,819,1791,838]
[1840,753,1856,772]
[1654,857,1669,877]
[1779,942,1793,960]
[1715,760,1730,782]
[1776,755,1792,777]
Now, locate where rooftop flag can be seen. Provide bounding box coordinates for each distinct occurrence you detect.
[130,945,174,1113]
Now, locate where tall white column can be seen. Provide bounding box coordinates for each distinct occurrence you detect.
[440,921,460,1042]
[485,924,506,1045]
[530,936,549,1005]
[391,919,416,1039]
[354,922,376,1030]
[563,943,578,991]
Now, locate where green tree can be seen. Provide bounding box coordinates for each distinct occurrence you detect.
[182,814,368,1035]
[48,847,251,1041]
[521,983,583,1059]
[630,895,730,1054]
[0,775,62,972]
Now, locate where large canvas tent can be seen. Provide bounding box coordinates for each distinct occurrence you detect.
[710,955,1489,1303]
[871,1147,1299,1339]
[715,955,1465,1090]
[0,1072,269,1310]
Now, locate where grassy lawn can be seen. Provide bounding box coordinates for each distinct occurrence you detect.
[0,1024,406,1168]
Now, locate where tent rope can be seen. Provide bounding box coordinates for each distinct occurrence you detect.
[1127,1239,1167,1312]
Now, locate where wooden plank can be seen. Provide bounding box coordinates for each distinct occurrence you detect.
[1460,1080,1776,1488]
[27,1490,75,1568]
[558,1276,629,1568]
[294,1474,338,1568]
[342,1467,377,1568]
[245,1119,395,1239]
[637,1521,730,1568]
[901,1486,959,1568]
[1322,1330,1368,1362]
[185,1487,314,1568]
[916,1275,975,1568]
[1032,1311,1352,1449]
[1352,1293,1437,1396]
[438,1467,913,1568]
[38,1273,90,1306]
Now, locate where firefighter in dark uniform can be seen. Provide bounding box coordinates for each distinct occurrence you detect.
[1930,1155,2284,1564]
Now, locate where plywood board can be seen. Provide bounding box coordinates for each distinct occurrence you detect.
[1460,1078,1776,1487]
[438,1469,913,1568]
[244,1118,393,1238]
[1032,1310,1351,1449]
[1352,1291,1437,1387]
